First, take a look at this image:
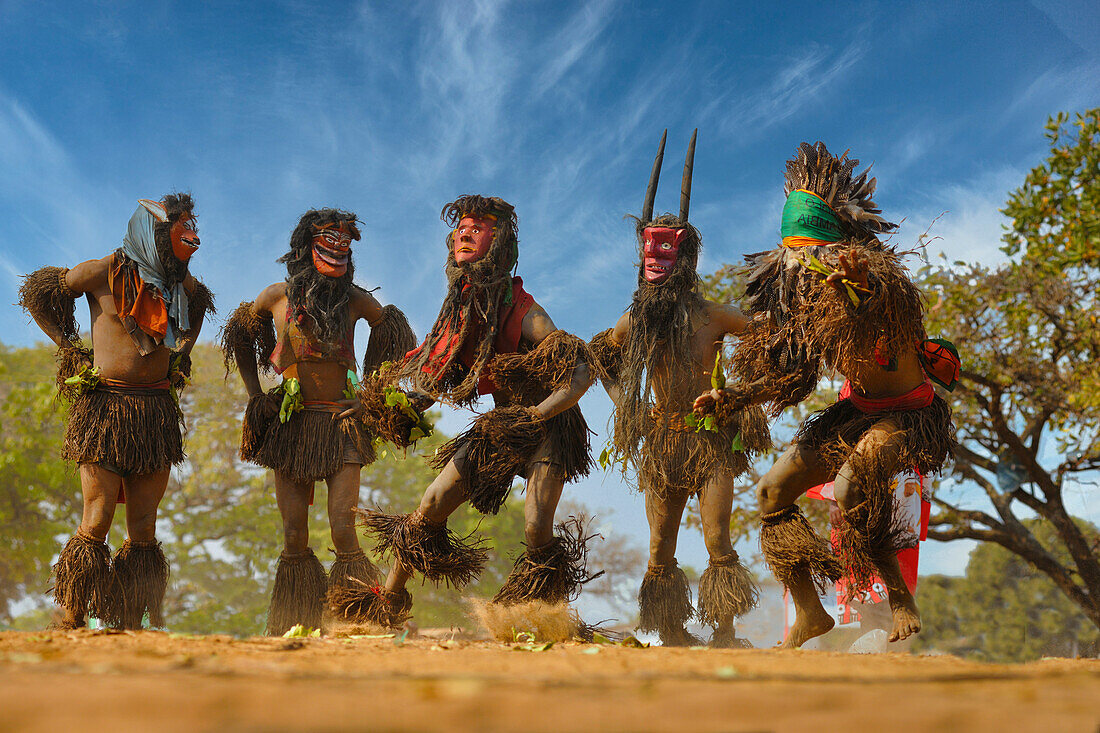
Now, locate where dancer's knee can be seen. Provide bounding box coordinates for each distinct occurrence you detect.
[832,467,860,511]
[649,529,678,566]
[524,518,554,548]
[329,525,358,553]
[756,478,788,515]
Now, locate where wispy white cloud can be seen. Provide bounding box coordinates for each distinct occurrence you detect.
[530,0,618,99]
[0,251,20,283]
[713,39,867,139]
[900,166,1022,267]
[0,92,120,341]
[0,96,104,252]
[404,0,519,184]
[1004,58,1100,123]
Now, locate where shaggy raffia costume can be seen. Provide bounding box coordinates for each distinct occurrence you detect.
[18,195,214,629]
[330,195,596,626]
[220,209,415,634]
[588,132,770,642]
[733,142,956,596]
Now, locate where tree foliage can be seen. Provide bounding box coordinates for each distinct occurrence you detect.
[0,345,79,621]
[921,108,1100,631]
[914,519,1100,662]
[1001,110,1100,268]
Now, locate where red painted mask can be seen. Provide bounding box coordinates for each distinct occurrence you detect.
[452,215,496,264]
[169,214,200,262]
[312,222,354,278]
[642,227,686,283]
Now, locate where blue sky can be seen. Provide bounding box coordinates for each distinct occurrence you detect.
[2,1,1099,632]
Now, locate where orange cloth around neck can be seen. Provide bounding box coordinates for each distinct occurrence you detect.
[109,255,169,340]
[781,235,838,248]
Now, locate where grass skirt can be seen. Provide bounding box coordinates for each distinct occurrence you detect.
[63,388,183,474]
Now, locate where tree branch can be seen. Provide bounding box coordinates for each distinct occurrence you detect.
[953,444,999,475]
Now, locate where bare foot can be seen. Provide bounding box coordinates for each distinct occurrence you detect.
[660,626,703,647]
[48,609,85,631]
[780,606,834,649]
[710,628,753,649]
[888,595,921,642]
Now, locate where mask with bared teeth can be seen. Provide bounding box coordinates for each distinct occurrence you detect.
[311,221,359,278]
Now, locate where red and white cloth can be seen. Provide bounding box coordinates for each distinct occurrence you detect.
[806,469,930,626]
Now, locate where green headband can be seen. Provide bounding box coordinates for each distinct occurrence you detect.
[781,189,844,247]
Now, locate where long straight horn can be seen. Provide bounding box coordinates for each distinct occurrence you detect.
[680,128,697,221]
[642,129,667,223]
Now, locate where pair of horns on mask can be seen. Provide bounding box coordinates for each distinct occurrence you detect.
[641,128,697,223]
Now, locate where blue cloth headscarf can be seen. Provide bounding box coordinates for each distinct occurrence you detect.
[122,200,190,347]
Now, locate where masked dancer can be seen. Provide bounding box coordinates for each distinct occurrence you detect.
[693,143,958,647]
[589,131,771,647]
[331,194,596,628]
[221,208,416,635]
[19,194,214,630]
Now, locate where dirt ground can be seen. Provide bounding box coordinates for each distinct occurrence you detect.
[1,629,1098,732]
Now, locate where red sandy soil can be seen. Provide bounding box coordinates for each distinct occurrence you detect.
[0,629,1097,732]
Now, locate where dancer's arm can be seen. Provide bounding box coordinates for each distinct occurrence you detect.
[520,303,593,419]
[220,284,280,397]
[19,258,107,347]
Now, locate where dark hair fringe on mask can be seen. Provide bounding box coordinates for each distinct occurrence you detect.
[279,208,362,349]
[151,192,196,287]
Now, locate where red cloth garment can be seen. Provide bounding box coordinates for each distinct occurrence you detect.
[406,276,534,396]
[461,277,533,395]
[838,379,935,413]
[808,470,930,621]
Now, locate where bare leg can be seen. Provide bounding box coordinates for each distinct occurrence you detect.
[699,473,740,643]
[111,469,172,629]
[58,464,122,627]
[267,471,328,635]
[325,461,387,599]
[645,490,688,568]
[832,420,919,643]
[78,463,123,541]
[326,463,363,554]
[384,459,467,593]
[274,472,314,554]
[490,459,586,607]
[523,462,565,548]
[121,468,171,542]
[757,443,835,649]
[642,489,697,645]
[700,473,735,559]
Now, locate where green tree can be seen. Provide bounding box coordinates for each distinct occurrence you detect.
[921,109,1100,632]
[1002,110,1100,268]
[0,344,79,622]
[914,520,1100,662]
